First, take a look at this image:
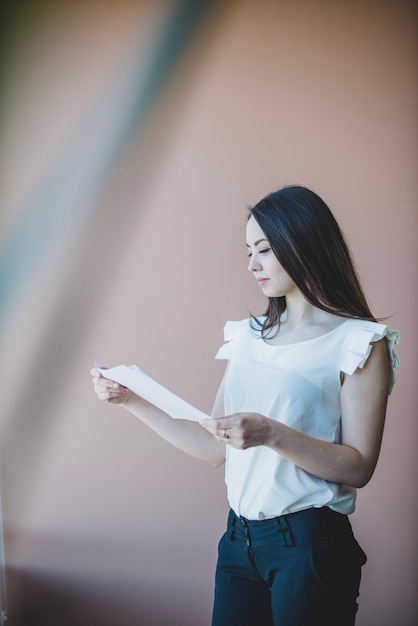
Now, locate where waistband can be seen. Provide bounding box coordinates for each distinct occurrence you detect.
[227,506,354,547]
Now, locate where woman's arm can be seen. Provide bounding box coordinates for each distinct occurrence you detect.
[91,368,226,467]
[200,339,390,487]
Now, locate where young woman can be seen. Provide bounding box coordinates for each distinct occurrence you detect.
[91,185,399,626]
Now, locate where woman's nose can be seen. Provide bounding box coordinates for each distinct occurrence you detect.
[248,255,261,272]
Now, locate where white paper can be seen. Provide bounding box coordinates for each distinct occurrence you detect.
[97,364,209,422]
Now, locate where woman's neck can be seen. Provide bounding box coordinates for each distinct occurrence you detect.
[281,295,319,329]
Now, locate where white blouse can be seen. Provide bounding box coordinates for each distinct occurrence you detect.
[215,317,400,520]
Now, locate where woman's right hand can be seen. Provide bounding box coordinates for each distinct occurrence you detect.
[89,366,226,467]
[90,368,131,405]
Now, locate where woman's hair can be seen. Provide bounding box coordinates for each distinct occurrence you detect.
[248,185,376,336]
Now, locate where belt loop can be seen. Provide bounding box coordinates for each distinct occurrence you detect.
[227,509,236,540]
[276,514,294,547]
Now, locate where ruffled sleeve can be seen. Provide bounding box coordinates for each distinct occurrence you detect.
[215,320,245,360]
[341,321,400,394]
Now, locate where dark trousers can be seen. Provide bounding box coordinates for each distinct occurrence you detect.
[212,507,366,626]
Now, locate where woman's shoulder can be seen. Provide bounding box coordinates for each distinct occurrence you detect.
[340,318,400,394]
[215,317,255,360]
[221,317,252,340]
[341,317,400,346]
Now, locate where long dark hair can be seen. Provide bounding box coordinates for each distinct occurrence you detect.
[248,185,376,336]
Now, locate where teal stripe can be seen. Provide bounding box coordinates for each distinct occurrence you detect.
[0,0,213,325]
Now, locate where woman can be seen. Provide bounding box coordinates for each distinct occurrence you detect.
[91,185,399,626]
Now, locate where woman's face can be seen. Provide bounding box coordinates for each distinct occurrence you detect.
[246,216,298,299]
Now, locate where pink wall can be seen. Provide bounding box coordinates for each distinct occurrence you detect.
[1,1,416,624]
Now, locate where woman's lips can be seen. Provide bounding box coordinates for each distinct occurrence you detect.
[257,278,269,286]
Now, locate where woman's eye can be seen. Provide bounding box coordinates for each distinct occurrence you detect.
[247,247,271,257]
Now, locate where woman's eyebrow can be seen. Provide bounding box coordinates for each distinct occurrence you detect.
[246,238,269,248]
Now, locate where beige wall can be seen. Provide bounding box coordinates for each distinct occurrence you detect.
[1,1,416,624]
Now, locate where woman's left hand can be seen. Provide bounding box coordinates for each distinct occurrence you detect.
[200,413,275,450]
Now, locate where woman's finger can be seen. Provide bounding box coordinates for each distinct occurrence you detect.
[200,417,235,440]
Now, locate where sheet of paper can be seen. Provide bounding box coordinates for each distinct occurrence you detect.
[96,364,210,422]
